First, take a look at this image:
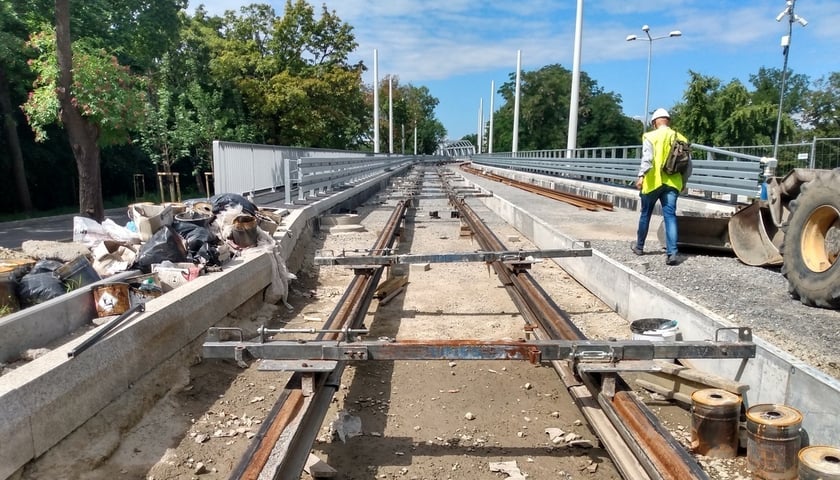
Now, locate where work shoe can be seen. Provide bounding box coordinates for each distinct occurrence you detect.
[665,254,681,266]
[630,242,643,256]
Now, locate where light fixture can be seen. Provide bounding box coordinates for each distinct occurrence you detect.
[625,25,683,127]
[772,0,807,159]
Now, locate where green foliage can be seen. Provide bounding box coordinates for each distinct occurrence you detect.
[371,76,444,153]
[21,29,147,145]
[494,64,638,151]
[750,67,809,114]
[673,68,807,148]
[803,73,840,138]
[202,0,367,148]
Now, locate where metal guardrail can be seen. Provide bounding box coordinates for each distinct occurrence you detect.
[212,141,372,197]
[472,143,770,202]
[285,155,415,204]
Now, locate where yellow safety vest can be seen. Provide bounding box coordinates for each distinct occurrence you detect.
[641,127,688,194]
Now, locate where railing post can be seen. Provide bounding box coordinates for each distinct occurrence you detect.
[284,157,292,205]
[297,159,305,203]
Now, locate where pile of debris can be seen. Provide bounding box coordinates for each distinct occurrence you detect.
[0,194,288,317]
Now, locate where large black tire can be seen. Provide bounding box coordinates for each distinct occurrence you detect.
[781,170,840,308]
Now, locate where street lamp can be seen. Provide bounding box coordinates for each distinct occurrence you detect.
[773,0,807,159]
[626,25,682,128]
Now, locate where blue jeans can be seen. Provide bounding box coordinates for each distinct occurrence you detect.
[635,185,678,256]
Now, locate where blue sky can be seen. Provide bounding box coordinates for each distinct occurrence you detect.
[193,0,840,142]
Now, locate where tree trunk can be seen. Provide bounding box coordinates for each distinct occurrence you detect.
[55,0,104,221]
[0,67,33,212]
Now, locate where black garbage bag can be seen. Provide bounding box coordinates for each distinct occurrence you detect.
[210,193,257,216]
[172,222,221,266]
[29,259,63,274]
[18,272,65,306]
[134,225,189,273]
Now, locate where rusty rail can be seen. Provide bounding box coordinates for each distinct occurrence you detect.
[446,171,706,480]
[229,198,410,480]
[227,166,709,479]
[461,163,614,211]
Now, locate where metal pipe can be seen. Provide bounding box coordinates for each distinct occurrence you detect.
[67,303,145,358]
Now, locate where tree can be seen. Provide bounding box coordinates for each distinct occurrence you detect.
[750,66,810,116]
[0,0,33,211]
[493,64,638,152]
[371,76,445,154]
[673,69,798,148]
[803,73,840,138]
[207,0,367,148]
[21,20,147,220]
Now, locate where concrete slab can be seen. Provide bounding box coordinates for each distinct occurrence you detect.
[474,177,840,446]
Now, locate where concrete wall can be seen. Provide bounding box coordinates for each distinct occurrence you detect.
[0,166,406,479]
[477,190,840,446]
[0,270,139,363]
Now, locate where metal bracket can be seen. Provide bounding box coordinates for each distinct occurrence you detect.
[716,326,752,343]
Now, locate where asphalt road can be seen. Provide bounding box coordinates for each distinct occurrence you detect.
[0,208,129,250]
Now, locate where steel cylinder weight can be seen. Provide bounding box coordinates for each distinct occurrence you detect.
[690,388,741,458]
[746,404,803,480]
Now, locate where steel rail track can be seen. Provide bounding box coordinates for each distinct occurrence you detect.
[443,169,707,480]
[228,198,410,480]
[461,163,614,211]
[224,166,709,479]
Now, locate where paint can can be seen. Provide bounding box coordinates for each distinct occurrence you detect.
[92,282,131,317]
[690,388,741,458]
[746,404,802,479]
[798,445,840,480]
[56,255,101,290]
[0,266,20,314]
[231,214,258,248]
[175,211,212,228]
[629,318,679,342]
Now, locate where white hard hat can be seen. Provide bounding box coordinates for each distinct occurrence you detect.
[651,108,670,122]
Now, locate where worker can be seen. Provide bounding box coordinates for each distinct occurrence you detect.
[630,108,691,266]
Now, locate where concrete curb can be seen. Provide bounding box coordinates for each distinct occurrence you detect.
[0,166,409,479]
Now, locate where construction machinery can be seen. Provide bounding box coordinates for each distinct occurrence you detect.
[721,166,840,308]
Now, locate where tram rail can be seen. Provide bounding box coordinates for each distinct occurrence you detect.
[204,166,754,479]
[460,163,614,211]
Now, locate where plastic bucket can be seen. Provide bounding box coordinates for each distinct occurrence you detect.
[799,445,840,480]
[56,255,101,290]
[92,282,131,317]
[746,404,802,480]
[630,318,679,341]
[231,214,258,248]
[0,268,20,313]
[691,389,742,458]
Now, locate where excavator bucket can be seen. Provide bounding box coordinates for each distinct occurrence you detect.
[658,214,732,252]
[728,202,784,267]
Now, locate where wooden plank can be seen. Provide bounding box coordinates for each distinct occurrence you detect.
[657,360,749,394]
[633,360,749,406]
[635,379,692,406]
[374,276,408,299]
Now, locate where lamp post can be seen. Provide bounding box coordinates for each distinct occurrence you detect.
[626,25,682,128]
[773,0,807,160]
